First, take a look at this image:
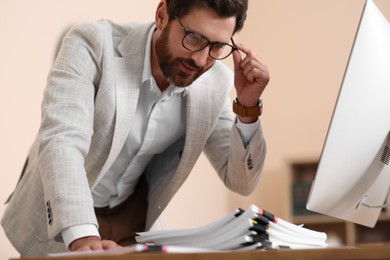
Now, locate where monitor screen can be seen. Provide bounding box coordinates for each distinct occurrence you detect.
[306,0,390,228]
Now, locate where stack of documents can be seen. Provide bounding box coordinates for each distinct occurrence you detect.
[136,204,327,251]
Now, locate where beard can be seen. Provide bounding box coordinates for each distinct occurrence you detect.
[155,24,210,87]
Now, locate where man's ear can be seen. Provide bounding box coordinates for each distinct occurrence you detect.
[155,0,168,30]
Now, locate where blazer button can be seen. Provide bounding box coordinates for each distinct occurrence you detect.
[46,200,53,226]
[247,155,253,170]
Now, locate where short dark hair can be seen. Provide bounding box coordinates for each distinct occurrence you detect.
[165,0,248,34]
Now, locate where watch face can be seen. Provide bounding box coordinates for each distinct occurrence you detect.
[258,98,263,114]
[258,98,263,107]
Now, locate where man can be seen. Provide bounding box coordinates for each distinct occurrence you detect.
[2,0,269,256]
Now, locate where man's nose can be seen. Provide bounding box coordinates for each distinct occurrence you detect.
[189,46,211,68]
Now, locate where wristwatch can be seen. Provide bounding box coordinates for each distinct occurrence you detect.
[233,98,263,117]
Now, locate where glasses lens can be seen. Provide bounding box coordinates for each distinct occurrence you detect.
[210,43,234,60]
[183,32,208,52]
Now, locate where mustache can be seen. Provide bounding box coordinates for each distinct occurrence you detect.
[181,58,201,70]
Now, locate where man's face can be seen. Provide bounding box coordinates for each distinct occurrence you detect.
[155,22,205,87]
[155,8,236,87]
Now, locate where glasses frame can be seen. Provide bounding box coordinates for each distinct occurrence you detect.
[175,17,237,60]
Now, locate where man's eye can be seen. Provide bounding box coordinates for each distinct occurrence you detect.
[187,32,204,42]
[213,43,226,50]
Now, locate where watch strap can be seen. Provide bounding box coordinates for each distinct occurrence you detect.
[233,98,263,117]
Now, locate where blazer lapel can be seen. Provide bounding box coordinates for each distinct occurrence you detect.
[146,80,214,229]
[182,84,213,164]
[92,23,154,187]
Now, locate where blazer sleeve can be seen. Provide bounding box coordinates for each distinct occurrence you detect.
[37,22,104,240]
[203,72,266,196]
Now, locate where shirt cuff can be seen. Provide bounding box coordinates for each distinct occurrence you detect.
[236,118,259,146]
[62,224,100,250]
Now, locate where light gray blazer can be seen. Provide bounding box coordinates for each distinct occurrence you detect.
[1,20,266,256]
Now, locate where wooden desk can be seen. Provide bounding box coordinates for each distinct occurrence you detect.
[13,245,390,260]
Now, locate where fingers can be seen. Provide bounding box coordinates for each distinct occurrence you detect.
[76,243,104,251]
[101,240,123,250]
[234,42,269,85]
[70,236,121,252]
[232,47,242,72]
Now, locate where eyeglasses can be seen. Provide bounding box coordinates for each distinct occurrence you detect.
[176,17,237,60]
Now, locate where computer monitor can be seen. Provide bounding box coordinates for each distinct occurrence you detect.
[306,0,390,228]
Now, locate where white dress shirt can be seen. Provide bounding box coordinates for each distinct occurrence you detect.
[62,25,259,249]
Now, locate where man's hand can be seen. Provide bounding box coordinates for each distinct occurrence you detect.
[69,236,122,252]
[232,42,270,123]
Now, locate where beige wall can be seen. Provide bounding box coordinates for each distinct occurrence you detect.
[1,0,389,258]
